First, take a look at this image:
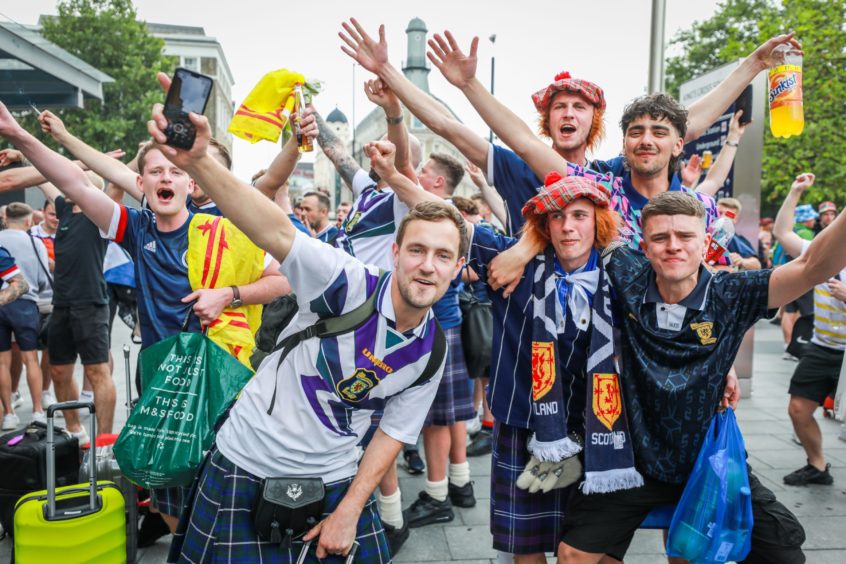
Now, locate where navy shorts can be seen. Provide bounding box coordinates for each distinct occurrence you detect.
[0,299,40,352]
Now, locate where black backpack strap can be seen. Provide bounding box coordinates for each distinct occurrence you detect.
[266,272,388,415]
[410,320,446,388]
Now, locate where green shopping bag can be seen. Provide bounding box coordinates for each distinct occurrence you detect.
[114,332,253,488]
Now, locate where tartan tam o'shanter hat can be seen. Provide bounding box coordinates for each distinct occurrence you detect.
[531,71,606,113]
[819,201,837,214]
[522,172,611,222]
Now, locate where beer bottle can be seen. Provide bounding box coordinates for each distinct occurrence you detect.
[294,83,313,153]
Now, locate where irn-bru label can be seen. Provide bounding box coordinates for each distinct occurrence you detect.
[704,234,727,265]
[768,65,803,109]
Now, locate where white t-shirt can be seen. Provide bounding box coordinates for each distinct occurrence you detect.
[333,170,410,271]
[800,240,846,350]
[216,231,445,482]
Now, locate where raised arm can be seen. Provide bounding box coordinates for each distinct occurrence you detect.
[0,148,123,194]
[38,111,141,198]
[365,140,440,209]
[465,161,507,226]
[0,103,116,232]
[37,182,62,204]
[427,30,566,180]
[364,78,415,181]
[768,172,846,308]
[773,173,814,258]
[685,33,801,142]
[314,111,362,190]
[253,135,301,199]
[147,102,309,262]
[695,110,750,196]
[339,19,489,170]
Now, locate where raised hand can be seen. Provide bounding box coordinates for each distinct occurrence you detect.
[363,78,400,111]
[37,110,70,143]
[427,31,479,89]
[0,102,24,138]
[364,140,397,180]
[680,154,702,188]
[339,18,389,74]
[750,32,803,71]
[147,103,210,170]
[0,148,23,167]
[727,110,750,144]
[790,172,815,193]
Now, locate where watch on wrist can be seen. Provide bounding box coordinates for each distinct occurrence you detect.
[229,285,243,308]
[385,114,403,125]
[725,140,739,147]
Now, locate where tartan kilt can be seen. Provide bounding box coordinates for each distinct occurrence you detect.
[168,448,391,563]
[424,326,474,426]
[152,486,189,518]
[490,422,573,555]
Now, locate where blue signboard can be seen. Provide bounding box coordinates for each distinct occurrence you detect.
[682,108,736,199]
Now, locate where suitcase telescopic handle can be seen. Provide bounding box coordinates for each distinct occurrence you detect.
[46,401,97,519]
[123,344,132,419]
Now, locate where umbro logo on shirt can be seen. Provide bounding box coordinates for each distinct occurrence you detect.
[144,240,156,253]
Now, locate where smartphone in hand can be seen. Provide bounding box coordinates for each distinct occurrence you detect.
[733,85,753,126]
[164,68,213,149]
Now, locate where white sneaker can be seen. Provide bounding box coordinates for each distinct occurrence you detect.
[69,427,90,445]
[41,391,56,410]
[12,391,22,409]
[31,411,46,425]
[2,413,20,430]
[782,351,799,361]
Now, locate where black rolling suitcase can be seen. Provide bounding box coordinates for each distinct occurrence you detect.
[0,419,80,538]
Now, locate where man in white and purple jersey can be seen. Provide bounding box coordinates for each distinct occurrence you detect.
[143,102,466,562]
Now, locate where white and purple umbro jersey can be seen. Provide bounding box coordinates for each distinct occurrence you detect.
[217,231,444,482]
[333,169,410,271]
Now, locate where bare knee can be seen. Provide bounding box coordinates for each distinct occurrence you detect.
[788,396,816,421]
[557,541,601,564]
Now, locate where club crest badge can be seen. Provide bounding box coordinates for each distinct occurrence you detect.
[344,212,362,233]
[592,373,622,431]
[531,342,555,400]
[336,368,379,402]
[690,321,717,345]
[286,483,303,501]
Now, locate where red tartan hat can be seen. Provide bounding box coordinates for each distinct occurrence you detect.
[522,172,611,222]
[531,71,606,113]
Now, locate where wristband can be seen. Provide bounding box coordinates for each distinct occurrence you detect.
[725,140,739,147]
[385,115,403,125]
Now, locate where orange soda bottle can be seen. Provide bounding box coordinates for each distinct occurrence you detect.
[768,44,804,138]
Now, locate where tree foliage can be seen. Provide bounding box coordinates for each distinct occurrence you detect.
[21,0,174,153]
[666,0,846,212]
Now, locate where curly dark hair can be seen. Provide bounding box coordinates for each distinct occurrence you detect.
[620,93,688,179]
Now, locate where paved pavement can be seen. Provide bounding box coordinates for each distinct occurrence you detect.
[3,319,846,562]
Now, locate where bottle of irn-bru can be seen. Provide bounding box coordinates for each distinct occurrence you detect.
[705,211,736,265]
[768,44,804,138]
[294,83,313,153]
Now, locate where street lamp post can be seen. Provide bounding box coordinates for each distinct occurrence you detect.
[489,34,496,143]
[648,0,666,93]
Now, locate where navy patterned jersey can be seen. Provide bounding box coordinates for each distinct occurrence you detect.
[607,246,773,483]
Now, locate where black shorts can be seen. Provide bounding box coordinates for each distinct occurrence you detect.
[788,342,844,404]
[784,290,814,316]
[48,304,110,365]
[0,299,40,351]
[107,283,136,333]
[560,467,805,563]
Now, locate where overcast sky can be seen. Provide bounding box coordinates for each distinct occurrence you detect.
[3,0,727,180]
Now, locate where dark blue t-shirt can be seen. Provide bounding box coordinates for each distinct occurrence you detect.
[113,206,201,348]
[607,246,773,483]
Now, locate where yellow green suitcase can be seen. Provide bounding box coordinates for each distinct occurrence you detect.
[13,401,126,563]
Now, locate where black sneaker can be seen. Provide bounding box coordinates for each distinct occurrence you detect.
[404,491,454,528]
[403,449,425,475]
[383,519,410,557]
[137,511,171,547]
[448,481,476,508]
[466,429,492,457]
[783,462,833,486]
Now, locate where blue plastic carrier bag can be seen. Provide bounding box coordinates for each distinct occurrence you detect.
[666,407,753,563]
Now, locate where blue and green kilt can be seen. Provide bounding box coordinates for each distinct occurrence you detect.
[168,447,392,563]
[424,326,474,426]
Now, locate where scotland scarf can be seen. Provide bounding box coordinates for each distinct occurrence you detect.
[528,245,643,494]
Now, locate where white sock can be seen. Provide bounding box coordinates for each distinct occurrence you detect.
[449,461,471,487]
[377,489,403,529]
[79,390,94,402]
[425,478,448,502]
